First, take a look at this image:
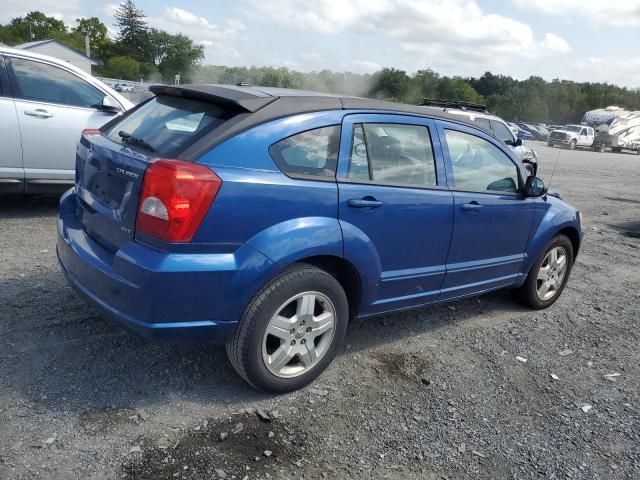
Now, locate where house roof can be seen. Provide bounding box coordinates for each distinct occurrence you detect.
[14,39,99,65]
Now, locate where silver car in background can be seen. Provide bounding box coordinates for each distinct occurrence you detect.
[0,46,133,194]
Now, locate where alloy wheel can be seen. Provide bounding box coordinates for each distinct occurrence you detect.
[536,246,568,301]
[262,292,336,378]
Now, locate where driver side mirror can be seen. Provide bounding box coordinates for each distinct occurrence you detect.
[101,96,123,114]
[524,176,546,197]
[505,138,523,147]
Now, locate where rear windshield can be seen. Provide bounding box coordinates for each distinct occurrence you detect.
[103,95,236,157]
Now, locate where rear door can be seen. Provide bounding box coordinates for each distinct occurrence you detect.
[0,55,23,192]
[6,55,119,187]
[337,114,453,314]
[437,121,535,299]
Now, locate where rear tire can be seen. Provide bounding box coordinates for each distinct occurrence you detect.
[226,264,349,393]
[514,235,574,310]
[599,142,606,153]
[547,142,553,147]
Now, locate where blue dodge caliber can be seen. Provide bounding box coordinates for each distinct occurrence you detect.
[57,85,582,392]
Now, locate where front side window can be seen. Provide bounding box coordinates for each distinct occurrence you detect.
[346,123,437,187]
[445,129,519,194]
[269,126,340,178]
[491,120,514,144]
[9,57,104,108]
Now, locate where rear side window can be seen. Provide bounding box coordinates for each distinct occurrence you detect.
[346,123,437,187]
[9,57,104,108]
[104,95,235,157]
[269,126,340,179]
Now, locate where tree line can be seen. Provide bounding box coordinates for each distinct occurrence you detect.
[2,3,639,124]
[0,1,204,83]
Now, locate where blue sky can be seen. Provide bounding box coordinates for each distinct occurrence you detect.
[2,0,639,87]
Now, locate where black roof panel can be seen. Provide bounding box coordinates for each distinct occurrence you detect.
[152,84,477,160]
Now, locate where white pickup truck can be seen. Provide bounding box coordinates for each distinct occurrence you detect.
[547,125,595,150]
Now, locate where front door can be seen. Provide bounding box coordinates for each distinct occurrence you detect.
[437,123,535,299]
[337,114,454,315]
[0,56,23,192]
[6,56,116,186]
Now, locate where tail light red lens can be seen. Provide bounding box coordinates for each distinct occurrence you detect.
[135,160,221,242]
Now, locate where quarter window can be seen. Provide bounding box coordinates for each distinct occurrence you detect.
[269,126,340,178]
[9,57,104,109]
[445,129,519,193]
[346,123,437,187]
[474,117,491,132]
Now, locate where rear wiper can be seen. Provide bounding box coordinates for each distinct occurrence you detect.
[118,131,156,153]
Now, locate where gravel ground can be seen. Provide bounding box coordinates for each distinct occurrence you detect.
[1,142,639,480]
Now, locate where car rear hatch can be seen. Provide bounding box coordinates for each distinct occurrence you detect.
[74,87,277,252]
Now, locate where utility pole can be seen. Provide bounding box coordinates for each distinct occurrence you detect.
[85,35,90,58]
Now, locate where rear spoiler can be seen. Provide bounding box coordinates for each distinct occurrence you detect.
[149,84,277,113]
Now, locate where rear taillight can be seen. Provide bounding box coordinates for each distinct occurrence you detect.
[135,160,221,242]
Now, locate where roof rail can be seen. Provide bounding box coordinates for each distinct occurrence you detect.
[420,98,487,113]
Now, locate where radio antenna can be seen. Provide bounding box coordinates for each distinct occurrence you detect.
[545,148,561,193]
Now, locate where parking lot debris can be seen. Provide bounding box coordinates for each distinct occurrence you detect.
[256,409,271,422]
[472,450,486,458]
[220,431,228,441]
[215,468,227,479]
[550,374,560,380]
[44,436,56,445]
[581,405,593,413]
[264,450,273,457]
[136,408,150,421]
[268,431,275,438]
[309,388,329,396]
[232,423,244,434]
[129,445,141,453]
[604,373,621,382]
[558,349,574,357]
[516,356,528,363]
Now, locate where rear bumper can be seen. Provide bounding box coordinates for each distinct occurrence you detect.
[57,189,273,343]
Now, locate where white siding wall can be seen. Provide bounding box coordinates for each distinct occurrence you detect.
[26,44,91,74]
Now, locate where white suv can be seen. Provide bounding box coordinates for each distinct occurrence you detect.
[0,46,133,194]
[420,100,538,176]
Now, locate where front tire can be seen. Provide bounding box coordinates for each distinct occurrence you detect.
[514,235,574,310]
[547,142,554,147]
[226,264,349,393]
[569,139,577,150]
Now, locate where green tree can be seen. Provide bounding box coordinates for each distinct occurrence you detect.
[103,55,140,80]
[73,17,108,44]
[369,68,411,101]
[114,0,148,59]
[8,11,67,42]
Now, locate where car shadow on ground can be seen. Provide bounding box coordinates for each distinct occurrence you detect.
[0,194,61,219]
[1,194,532,412]
[1,265,531,415]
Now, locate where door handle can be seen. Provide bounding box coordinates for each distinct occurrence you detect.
[347,197,384,209]
[460,201,482,214]
[24,109,53,119]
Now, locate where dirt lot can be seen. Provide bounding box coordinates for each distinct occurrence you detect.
[1,142,639,480]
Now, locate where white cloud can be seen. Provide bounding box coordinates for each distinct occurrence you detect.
[540,33,571,54]
[568,57,640,86]
[151,7,245,42]
[245,0,570,70]
[513,0,640,26]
